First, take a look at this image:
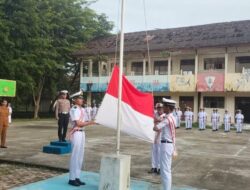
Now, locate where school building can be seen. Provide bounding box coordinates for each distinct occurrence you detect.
[73,20,250,123]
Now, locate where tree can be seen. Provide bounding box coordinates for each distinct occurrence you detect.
[0,0,113,118]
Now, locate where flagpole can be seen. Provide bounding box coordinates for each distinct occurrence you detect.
[116,0,125,155]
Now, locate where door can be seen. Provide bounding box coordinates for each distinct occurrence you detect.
[235,97,250,123]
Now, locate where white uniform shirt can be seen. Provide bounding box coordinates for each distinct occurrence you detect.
[235,113,244,123]
[154,112,165,143]
[224,114,231,123]
[157,113,176,143]
[184,111,189,120]
[211,112,218,121]
[198,112,204,121]
[69,106,85,128]
[177,110,182,120]
[189,111,193,120]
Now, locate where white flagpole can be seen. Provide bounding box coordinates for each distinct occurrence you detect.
[116,0,125,155]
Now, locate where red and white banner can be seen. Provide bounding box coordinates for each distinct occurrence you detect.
[197,72,225,92]
[95,65,155,143]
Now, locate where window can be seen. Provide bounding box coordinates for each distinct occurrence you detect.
[82,62,88,77]
[235,56,250,73]
[92,61,99,76]
[203,96,224,108]
[154,61,168,75]
[131,62,143,75]
[204,58,225,70]
[180,59,195,74]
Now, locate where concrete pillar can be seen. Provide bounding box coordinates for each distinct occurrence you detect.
[99,154,131,190]
[195,51,199,84]
[225,48,228,75]
[79,59,83,90]
[88,59,93,77]
[143,58,146,76]
[87,92,91,105]
[168,55,172,75]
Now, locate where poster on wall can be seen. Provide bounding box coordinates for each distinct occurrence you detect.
[197,72,224,92]
[170,75,195,92]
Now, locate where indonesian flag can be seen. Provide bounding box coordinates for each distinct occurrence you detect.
[95,65,154,143]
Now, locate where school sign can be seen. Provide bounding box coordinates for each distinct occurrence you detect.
[0,79,16,97]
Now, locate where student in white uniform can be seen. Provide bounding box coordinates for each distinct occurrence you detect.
[188,108,193,129]
[85,104,92,121]
[7,103,12,124]
[235,109,244,133]
[198,108,205,130]
[68,91,95,187]
[215,109,220,130]
[91,104,98,119]
[173,108,178,129]
[176,108,182,128]
[211,109,218,131]
[149,103,165,174]
[224,110,231,132]
[154,98,177,190]
[184,107,189,130]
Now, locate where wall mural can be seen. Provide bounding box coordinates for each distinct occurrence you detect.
[197,72,225,92]
[225,72,250,91]
[170,75,195,92]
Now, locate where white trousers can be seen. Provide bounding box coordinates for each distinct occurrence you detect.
[185,119,188,129]
[199,120,205,129]
[151,143,160,169]
[188,119,192,128]
[224,122,230,131]
[69,131,85,180]
[176,118,180,128]
[236,122,243,132]
[160,143,174,190]
[212,120,217,130]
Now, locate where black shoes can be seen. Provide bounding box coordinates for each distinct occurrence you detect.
[68,179,86,186]
[68,180,80,186]
[76,178,86,185]
[148,168,157,174]
[0,145,7,148]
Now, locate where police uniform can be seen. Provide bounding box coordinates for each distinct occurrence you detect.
[55,90,71,142]
[0,104,9,148]
[198,110,205,130]
[155,98,177,190]
[68,91,89,187]
[235,111,244,133]
[91,105,98,119]
[224,111,231,132]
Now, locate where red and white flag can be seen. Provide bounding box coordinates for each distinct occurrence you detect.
[95,65,154,143]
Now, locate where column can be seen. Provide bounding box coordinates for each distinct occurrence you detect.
[143,58,146,76]
[195,50,199,83]
[88,59,93,77]
[168,55,172,75]
[79,59,83,90]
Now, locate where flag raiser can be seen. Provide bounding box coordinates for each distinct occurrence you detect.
[95,65,155,143]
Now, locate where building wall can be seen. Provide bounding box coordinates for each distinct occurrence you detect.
[81,45,250,123]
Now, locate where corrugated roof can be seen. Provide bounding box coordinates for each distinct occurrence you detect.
[73,20,250,56]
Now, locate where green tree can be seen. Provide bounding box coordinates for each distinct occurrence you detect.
[0,0,113,118]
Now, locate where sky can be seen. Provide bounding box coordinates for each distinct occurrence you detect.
[90,0,250,33]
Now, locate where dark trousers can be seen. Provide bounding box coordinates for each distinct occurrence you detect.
[58,113,69,141]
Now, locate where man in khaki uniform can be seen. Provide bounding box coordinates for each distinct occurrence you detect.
[0,99,9,148]
[55,90,71,142]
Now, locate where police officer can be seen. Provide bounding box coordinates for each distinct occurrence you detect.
[0,99,9,148]
[198,108,207,130]
[55,90,71,142]
[235,109,244,133]
[224,110,231,132]
[154,98,177,190]
[149,103,165,174]
[68,91,95,186]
